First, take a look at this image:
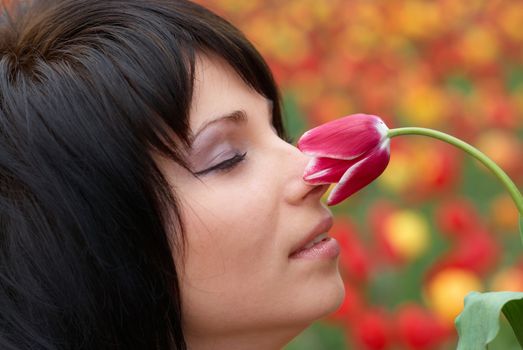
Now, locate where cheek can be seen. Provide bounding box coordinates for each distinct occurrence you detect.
[178,175,281,282]
[177,184,288,332]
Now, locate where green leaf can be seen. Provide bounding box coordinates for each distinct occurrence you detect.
[503,298,523,347]
[519,213,523,243]
[455,291,523,350]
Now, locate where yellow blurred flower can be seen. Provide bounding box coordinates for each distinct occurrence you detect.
[379,151,415,194]
[383,209,430,261]
[425,268,483,325]
[399,83,449,128]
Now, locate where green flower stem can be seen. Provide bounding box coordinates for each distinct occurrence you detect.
[387,127,523,218]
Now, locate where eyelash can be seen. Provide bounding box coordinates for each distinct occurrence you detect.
[194,152,247,176]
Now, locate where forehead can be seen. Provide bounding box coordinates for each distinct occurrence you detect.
[189,54,266,131]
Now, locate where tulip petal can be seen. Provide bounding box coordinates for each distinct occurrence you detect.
[327,141,390,205]
[298,114,388,160]
[303,156,358,184]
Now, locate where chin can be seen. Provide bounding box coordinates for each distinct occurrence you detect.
[295,269,346,324]
[317,272,346,317]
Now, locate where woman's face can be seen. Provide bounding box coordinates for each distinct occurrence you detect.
[158,55,344,345]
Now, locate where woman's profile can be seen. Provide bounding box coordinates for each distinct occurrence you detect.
[0,1,344,349]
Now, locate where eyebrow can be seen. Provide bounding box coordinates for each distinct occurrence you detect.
[191,109,248,141]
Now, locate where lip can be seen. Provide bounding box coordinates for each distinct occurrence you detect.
[289,214,334,257]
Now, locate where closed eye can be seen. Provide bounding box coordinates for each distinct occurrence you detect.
[194,152,247,176]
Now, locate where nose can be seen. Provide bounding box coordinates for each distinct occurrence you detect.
[278,139,330,205]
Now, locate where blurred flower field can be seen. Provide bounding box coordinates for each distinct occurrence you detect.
[198,1,523,349]
[2,0,521,348]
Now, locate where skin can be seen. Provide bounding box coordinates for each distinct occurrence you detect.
[157,54,345,350]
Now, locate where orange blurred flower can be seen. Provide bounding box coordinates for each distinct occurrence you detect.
[490,194,521,232]
[379,140,461,199]
[497,2,523,43]
[491,266,523,292]
[475,129,523,179]
[391,1,443,41]
[459,24,500,67]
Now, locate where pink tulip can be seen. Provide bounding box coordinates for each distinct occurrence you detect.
[297,114,390,205]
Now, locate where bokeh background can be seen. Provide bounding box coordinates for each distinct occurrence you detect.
[2,0,522,349]
[196,1,523,349]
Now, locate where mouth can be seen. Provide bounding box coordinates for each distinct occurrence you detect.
[289,216,339,259]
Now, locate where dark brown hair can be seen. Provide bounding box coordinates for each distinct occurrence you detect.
[0,0,284,348]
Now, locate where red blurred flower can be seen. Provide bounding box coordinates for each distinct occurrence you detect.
[331,218,372,283]
[327,283,365,324]
[395,303,451,350]
[435,198,481,238]
[414,143,461,197]
[351,308,392,350]
[429,198,499,319]
[298,114,390,205]
[428,227,500,277]
[449,230,500,275]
